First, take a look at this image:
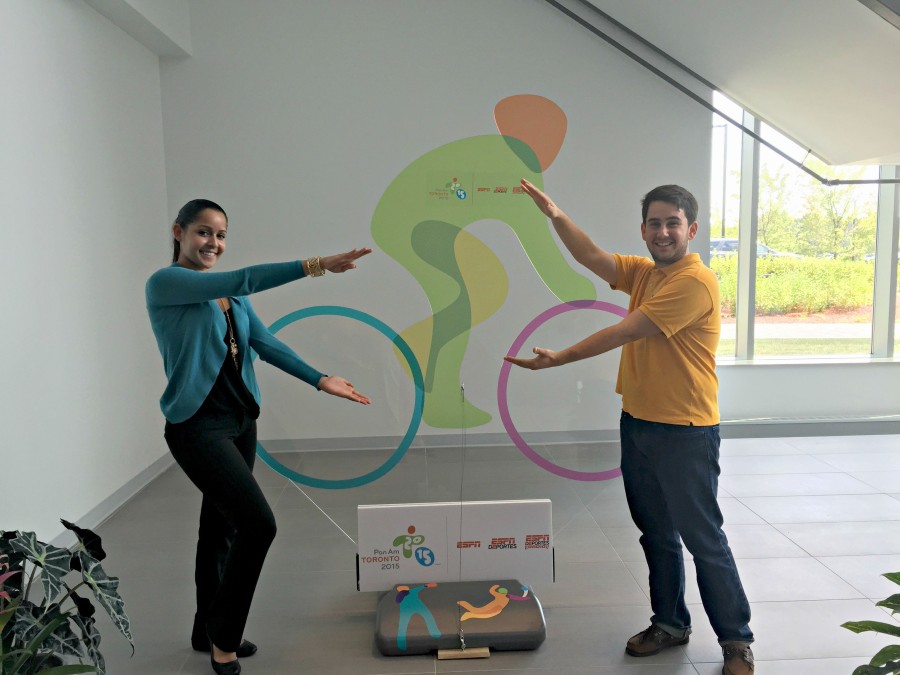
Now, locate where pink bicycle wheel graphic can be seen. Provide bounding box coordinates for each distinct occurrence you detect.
[498,300,627,481]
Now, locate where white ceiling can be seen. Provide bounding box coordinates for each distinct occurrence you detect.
[581,0,900,166]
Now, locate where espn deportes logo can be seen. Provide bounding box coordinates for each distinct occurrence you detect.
[525,534,550,549]
[488,537,517,550]
[456,540,481,549]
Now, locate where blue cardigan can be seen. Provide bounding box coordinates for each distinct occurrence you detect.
[146,261,325,423]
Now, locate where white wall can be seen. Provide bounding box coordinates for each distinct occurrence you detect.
[0,0,170,537]
[158,0,711,444]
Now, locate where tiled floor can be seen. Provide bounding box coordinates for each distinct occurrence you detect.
[94,433,900,673]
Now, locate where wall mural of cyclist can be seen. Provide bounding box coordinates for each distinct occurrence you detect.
[370,95,598,429]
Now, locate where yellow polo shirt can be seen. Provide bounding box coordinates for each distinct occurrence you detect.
[611,253,720,426]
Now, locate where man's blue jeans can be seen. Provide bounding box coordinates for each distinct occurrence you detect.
[620,411,753,644]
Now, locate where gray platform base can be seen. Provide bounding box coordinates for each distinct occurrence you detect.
[375,579,546,656]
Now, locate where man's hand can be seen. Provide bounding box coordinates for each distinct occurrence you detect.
[503,347,561,370]
[520,179,563,219]
[318,375,372,404]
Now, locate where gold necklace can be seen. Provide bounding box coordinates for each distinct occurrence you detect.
[217,299,239,368]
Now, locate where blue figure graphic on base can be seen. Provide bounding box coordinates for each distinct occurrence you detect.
[395,583,441,651]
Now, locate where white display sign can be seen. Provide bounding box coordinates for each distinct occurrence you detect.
[357,500,553,592]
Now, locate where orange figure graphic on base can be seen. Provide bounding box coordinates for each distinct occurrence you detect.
[457,584,530,621]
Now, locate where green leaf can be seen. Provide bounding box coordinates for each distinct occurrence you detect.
[0,596,21,632]
[60,521,106,567]
[8,532,73,603]
[37,666,99,674]
[851,666,880,675]
[883,572,900,587]
[868,644,900,667]
[843,620,900,639]
[70,590,96,619]
[877,594,900,613]
[75,552,132,645]
[6,601,84,658]
[70,614,105,673]
[8,611,70,673]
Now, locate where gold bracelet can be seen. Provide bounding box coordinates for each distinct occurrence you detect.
[307,256,325,277]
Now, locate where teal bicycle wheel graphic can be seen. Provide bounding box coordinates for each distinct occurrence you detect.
[254,306,424,489]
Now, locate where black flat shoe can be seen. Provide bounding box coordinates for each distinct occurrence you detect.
[192,615,257,657]
[194,639,257,658]
[210,645,241,675]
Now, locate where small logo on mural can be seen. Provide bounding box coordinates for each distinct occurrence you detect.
[488,536,517,550]
[425,173,472,204]
[456,540,481,549]
[449,177,467,200]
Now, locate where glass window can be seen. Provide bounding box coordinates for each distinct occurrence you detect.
[753,126,877,358]
[710,97,883,359]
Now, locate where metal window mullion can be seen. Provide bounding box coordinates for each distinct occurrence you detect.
[735,112,760,360]
[871,165,899,357]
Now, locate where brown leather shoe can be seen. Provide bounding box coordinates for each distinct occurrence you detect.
[722,642,754,674]
[625,624,689,657]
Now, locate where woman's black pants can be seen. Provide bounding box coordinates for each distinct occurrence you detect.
[165,411,276,653]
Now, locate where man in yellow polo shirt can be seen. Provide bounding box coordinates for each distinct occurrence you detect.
[506,179,754,675]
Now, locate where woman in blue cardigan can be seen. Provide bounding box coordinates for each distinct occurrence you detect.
[146,199,371,675]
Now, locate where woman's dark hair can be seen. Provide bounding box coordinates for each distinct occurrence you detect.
[172,199,228,263]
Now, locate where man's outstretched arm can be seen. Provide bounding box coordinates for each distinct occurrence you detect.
[520,178,618,286]
[504,308,660,370]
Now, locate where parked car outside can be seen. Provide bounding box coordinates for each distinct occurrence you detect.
[710,238,801,258]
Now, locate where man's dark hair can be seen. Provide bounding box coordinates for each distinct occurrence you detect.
[641,185,698,224]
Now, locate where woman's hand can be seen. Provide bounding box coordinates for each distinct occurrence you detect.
[321,247,373,273]
[318,375,371,404]
[503,347,561,370]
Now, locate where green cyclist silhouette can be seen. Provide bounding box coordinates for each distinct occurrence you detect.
[371,95,595,428]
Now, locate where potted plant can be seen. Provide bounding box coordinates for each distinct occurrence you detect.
[842,571,900,674]
[0,519,132,674]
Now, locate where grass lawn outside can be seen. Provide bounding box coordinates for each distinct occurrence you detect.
[718,338,874,357]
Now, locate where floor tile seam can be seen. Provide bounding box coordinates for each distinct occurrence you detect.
[731,496,900,522]
[814,455,900,472]
[805,445,900,454]
[618,560,652,605]
[818,553,900,561]
[726,491,882,497]
[805,557,899,600]
[684,597,884,610]
[735,556,871,600]
[265,482,292,507]
[590,526,630,566]
[562,502,608,532]
[735,490,897,500]
[720,469,846,476]
[771,518,900,528]
[726,493,774,527]
[723,470,884,477]
[783,521,894,560]
[550,513,586,538]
